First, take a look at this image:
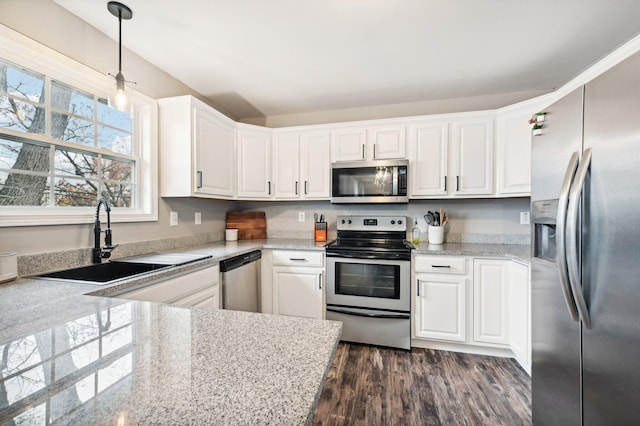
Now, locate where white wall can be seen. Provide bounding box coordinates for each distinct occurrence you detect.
[237,198,531,242]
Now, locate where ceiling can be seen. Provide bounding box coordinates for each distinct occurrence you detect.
[53,0,640,121]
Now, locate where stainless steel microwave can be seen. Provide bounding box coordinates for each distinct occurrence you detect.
[331,159,409,203]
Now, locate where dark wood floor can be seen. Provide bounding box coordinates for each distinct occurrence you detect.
[312,343,531,426]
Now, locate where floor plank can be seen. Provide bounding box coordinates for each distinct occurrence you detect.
[312,344,531,426]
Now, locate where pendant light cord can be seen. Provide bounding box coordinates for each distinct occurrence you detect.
[118,9,123,73]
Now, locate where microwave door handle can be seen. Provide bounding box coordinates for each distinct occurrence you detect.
[557,151,581,322]
[566,148,592,329]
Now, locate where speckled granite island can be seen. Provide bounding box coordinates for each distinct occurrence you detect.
[0,239,342,425]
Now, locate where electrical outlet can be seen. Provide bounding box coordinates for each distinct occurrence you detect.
[170,211,179,226]
[298,212,305,222]
[195,212,201,225]
[520,211,530,225]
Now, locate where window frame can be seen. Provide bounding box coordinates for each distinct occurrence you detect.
[0,25,157,226]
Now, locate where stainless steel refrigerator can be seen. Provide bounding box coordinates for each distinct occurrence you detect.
[531,50,640,425]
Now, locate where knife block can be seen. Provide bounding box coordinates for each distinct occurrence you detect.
[314,222,327,242]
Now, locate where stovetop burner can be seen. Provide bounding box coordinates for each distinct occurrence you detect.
[326,215,414,260]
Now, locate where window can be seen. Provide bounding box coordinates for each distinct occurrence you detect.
[0,25,157,226]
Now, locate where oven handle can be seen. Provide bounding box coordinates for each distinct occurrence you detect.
[326,252,411,261]
[326,306,410,320]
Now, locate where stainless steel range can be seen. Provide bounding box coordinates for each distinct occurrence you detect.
[325,215,412,350]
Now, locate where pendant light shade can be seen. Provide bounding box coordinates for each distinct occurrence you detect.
[107,2,133,112]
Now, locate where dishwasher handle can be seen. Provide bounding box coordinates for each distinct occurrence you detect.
[219,250,262,272]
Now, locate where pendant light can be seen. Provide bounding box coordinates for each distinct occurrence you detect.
[107,1,134,112]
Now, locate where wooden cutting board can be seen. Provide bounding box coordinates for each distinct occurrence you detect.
[226,211,267,239]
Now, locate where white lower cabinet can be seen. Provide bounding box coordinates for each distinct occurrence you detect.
[414,256,470,343]
[273,267,323,319]
[263,250,325,320]
[473,259,509,346]
[415,273,467,342]
[413,255,530,371]
[509,261,531,374]
[114,265,220,308]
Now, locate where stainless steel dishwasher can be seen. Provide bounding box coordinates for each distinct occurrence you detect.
[220,250,261,312]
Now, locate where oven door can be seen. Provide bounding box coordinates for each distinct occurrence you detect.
[326,256,410,312]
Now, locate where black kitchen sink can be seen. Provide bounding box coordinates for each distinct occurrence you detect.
[38,261,170,284]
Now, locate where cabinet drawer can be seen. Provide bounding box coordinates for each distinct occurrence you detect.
[414,256,466,274]
[272,250,324,267]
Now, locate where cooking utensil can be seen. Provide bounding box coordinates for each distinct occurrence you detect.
[434,212,440,226]
[440,208,445,225]
[425,212,435,225]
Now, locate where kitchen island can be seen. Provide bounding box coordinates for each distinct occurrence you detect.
[0,273,342,425]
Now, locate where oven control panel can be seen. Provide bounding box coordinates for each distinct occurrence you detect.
[337,215,408,231]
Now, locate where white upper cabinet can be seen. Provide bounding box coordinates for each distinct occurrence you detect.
[409,122,449,197]
[332,125,406,162]
[300,131,331,199]
[409,114,494,198]
[158,96,235,199]
[272,132,300,199]
[237,126,272,199]
[451,117,494,196]
[495,96,551,196]
[272,130,331,200]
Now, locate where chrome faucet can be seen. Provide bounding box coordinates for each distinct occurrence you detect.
[92,198,118,263]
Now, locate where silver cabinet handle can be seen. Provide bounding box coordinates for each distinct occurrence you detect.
[566,148,592,329]
[456,175,460,191]
[373,144,376,159]
[431,265,451,268]
[444,176,447,192]
[557,151,580,321]
[417,279,420,297]
[318,273,322,290]
[362,144,366,159]
[295,181,299,195]
[289,258,307,262]
[304,181,308,195]
[268,181,271,195]
[196,171,203,189]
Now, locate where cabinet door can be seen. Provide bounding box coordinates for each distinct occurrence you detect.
[272,132,301,199]
[273,267,323,319]
[194,107,235,197]
[331,128,367,162]
[496,98,550,196]
[415,274,467,342]
[451,119,494,195]
[409,122,449,197]
[473,259,509,345]
[300,131,331,199]
[509,261,530,373]
[369,126,406,160]
[237,129,272,198]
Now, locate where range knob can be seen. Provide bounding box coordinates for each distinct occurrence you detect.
[341,219,346,224]
[390,220,396,224]
[348,219,352,224]
[398,219,403,225]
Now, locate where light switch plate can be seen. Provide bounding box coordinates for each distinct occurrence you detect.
[195,212,201,225]
[520,211,530,225]
[298,212,305,222]
[170,211,179,226]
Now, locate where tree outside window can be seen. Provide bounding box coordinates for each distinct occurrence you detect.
[0,59,135,208]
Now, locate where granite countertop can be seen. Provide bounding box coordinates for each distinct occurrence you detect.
[0,238,341,425]
[413,242,531,264]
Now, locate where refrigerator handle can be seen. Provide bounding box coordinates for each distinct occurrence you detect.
[557,151,581,321]
[566,148,593,329]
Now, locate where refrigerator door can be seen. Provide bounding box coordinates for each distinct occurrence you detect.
[581,50,640,425]
[531,88,584,426]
